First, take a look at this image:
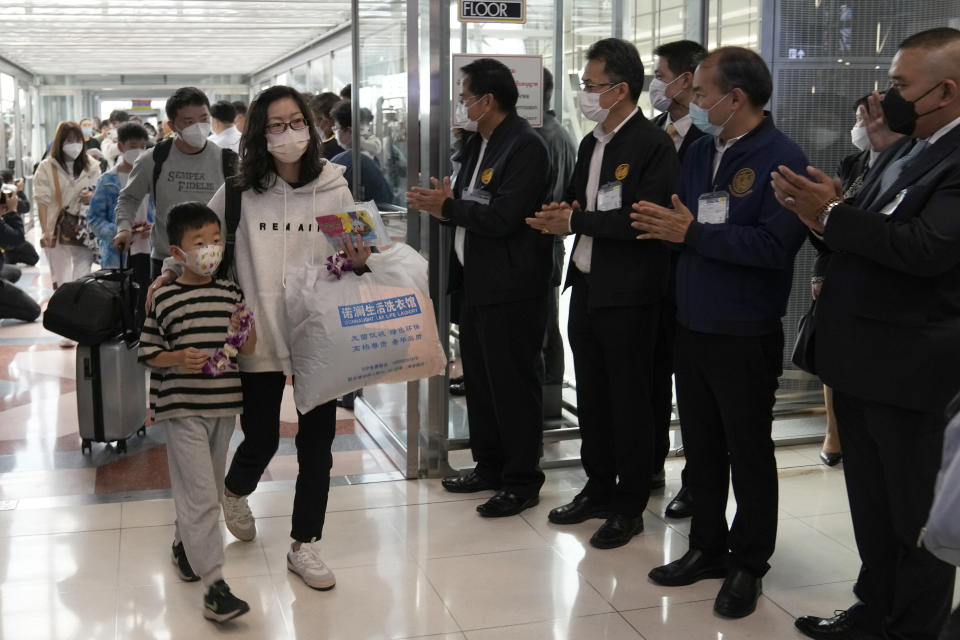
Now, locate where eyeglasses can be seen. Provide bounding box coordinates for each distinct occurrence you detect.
[265,117,308,134]
[580,81,617,91]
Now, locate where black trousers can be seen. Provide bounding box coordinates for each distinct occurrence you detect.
[4,241,39,266]
[150,257,164,281]
[832,390,955,640]
[941,606,960,640]
[0,276,40,322]
[224,371,337,543]
[129,253,151,319]
[675,326,781,576]
[568,280,659,516]
[652,299,677,474]
[541,285,564,385]
[460,294,548,497]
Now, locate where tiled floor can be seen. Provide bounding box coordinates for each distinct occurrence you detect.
[0,447,909,639]
[0,260,402,503]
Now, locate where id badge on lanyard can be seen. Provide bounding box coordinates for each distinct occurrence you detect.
[462,189,491,205]
[597,181,622,211]
[697,191,729,224]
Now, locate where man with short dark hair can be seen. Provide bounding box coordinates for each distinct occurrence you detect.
[310,92,345,160]
[209,100,241,152]
[407,58,553,518]
[527,38,678,548]
[101,109,131,164]
[329,101,394,204]
[649,39,708,521]
[231,100,247,133]
[113,87,234,279]
[632,47,808,618]
[772,27,960,640]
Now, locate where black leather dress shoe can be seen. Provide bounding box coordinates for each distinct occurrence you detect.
[548,494,612,525]
[441,469,499,493]
[664,485,693,519]
[651,469,666,490]
[589,514,644,549]
[795,605,883,640]
[648,548,729,586]
[714,568,761,618]
[820,450,843,467]
[449,377,466,396]
[476,491,539,517]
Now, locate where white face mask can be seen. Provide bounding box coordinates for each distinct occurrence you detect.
[63,142,84,160]
[122,148,143,166]
[178,122,211,148]
[177,243,223,277]
[850,123,871,152]
[455,96,485,132]
[579,84,622,123]
[648,75,684,112]
[267,127,311,164]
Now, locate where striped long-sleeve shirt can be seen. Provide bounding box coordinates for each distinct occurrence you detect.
[138,278,244,421]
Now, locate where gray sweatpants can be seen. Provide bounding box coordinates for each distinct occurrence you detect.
[163,415,236,588]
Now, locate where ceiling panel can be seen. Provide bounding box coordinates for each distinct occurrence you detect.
[0,0,355,75]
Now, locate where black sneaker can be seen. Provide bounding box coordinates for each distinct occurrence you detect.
[171,541,200,582]
[203,580,250,624]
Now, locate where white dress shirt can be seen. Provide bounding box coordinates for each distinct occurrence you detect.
[571,106,639,274]
[209,125,241,153]
[455,138,488,266]
[664,113,691,152]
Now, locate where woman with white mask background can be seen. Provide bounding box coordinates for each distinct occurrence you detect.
[807,95,903,468]
[204,85,371,593]
[32,121,101,345]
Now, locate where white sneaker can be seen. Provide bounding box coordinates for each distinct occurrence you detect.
[58,337,76,348]
[287,542,336,590]
[222,493,256,541]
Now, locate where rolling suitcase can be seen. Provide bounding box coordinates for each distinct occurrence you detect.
[76,339,147,454]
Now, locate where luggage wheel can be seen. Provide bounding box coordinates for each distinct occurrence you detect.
[137,425,147,438]
[81,438,92,455]
[115,439,127,454]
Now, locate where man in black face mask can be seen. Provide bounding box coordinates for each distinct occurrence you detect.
[771,27,960,640]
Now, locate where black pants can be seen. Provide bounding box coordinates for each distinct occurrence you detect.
[652,299,677,474]
[460,294,548,497]
[4,241,39,266]
[568,280,659,516]
[224,371,337,543]
[150,257,164,281]
[541,285,564,385]
[0,276,40,322]
[129,253,151,319]
[832,390,955,640]
[675,326,782,576]
[941,606,960,640]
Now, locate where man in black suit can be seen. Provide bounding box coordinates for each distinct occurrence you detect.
[772,27,960,640]
[526,38,678,549]
[649,39,707,519]
[407,58,553,518]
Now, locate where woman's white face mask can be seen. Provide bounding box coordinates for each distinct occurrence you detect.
[267,127,311,163]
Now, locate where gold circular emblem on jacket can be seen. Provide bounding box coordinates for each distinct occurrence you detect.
[481,168,494,185]
[615,163,630,181]
[730,168,755,197]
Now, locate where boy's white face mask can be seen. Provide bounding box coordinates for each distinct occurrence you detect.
[177,244,223,277]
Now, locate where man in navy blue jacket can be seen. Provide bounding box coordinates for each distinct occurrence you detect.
[631,46,808,619]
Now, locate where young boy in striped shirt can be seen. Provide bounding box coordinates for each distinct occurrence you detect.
[138,201,257,623]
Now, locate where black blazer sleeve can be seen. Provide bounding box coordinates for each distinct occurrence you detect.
[0,212,25,248]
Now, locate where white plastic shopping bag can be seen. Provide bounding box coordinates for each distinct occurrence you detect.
[285,243,446,413]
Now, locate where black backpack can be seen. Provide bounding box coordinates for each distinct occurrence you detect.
[151,138,240,279]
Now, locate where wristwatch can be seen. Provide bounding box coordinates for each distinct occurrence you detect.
[818,199,842,228]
